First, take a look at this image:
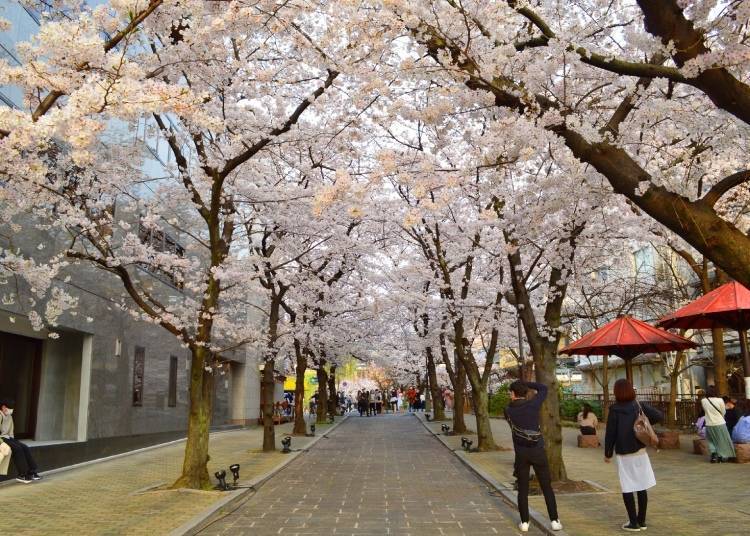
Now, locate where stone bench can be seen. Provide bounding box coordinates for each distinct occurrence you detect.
[734,442,750,463]
[578,434,600,448]
[657,430,680,449]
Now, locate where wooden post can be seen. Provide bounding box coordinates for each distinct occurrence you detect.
[625,358,634,385]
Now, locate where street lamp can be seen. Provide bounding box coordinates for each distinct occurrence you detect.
[214,469,228,491]
[229,464,240,485]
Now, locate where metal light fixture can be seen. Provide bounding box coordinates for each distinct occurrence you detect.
[461,437,473,451]
[229,464,240,485]
[310,423,316,436]
[281,436,292,453]
[425,414,432,421]
[441,424,450,434]
[214,469,228,491]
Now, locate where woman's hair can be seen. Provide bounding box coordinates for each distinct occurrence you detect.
[582,403,592,419]
[737,399,750,417]
[613,379,636,403]
[706,385,717,397]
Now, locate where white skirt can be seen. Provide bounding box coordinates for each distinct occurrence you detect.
[616,448,656,493]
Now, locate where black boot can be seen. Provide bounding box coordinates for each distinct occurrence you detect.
[710,453,718,463]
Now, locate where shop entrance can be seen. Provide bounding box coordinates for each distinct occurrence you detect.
[0,330,42,439]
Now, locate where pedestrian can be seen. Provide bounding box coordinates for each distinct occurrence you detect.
[397,389,403,412]
[604,378,663,532]
[406,386,417,412]
[444,388,454,412]
[375,391,383,414]
[504,381,563,533]
[367,390,374,416]
[0,399,42,483]
[701,386,736,463]
[357,390,366,417]
[723,396,739,436]
[419,391,426,412]
[390,389,398,413]
[577,403,598,435]
[731,400,750,443]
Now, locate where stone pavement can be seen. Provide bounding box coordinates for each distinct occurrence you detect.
[422,414,750,536]
[0,419,338,535]
[200,413,539,535]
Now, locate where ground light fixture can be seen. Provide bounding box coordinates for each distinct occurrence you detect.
[461,437,473,451]
[281,436,292,453]
[229,464,240,485]
[214,469,228,491]
[425,414,432,421]
[310,423,316,436]
[441,424,450,434]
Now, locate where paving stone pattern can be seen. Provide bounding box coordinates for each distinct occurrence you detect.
[201,414,537,536]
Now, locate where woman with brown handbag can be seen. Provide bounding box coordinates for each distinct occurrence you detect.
[605,379,663,532]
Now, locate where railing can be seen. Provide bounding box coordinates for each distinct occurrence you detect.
[562,392,715,428]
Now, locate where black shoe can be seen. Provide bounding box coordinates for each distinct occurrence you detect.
[621,523,641,531]
[16,475,33,484]
[31,473,42,481]
[710,453,718,463]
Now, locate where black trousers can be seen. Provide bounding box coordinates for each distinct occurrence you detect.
[515,446,558,523]
[5,437,37,476]
[622,490,648,526]
[580,426,596,435]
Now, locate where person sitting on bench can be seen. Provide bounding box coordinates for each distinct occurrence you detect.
[1,399,41,484]
[577,403,598,435]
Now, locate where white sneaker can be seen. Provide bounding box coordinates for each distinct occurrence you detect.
[551,519,563,531]
[518,522,529,532]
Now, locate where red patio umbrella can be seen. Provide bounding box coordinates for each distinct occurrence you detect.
[560,315,697,383]
[657,281,750,397]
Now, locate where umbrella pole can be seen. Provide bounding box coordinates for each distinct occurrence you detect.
[739,329,750,399]
[625,359,634,385]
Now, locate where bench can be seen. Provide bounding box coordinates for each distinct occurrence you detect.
[577,434,600,448]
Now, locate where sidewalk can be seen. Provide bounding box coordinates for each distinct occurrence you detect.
[0,418,342,535]
[421,415,748,536]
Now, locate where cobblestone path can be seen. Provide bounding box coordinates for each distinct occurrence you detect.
[201,414,537,535]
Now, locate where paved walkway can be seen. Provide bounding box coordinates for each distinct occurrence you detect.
[0,420,337,535]
[201,414,536,535]
[423,414,750,536]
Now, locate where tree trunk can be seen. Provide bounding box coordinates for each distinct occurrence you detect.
[471,388,495,451]
[712,327,728,395]
[667,351,683,429]
[327,364,337,417]
[292,344,307,435]
[453,355,468,433]
[316,365,329,424]
[461,357,497,450]
[262,360,276,452]
[426,347,446,420]
[535,346,567,481]
[171,345,214,489]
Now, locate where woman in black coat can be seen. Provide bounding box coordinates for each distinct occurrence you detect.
[605,379,663,532]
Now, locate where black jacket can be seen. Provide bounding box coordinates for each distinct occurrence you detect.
[504,382,547,449]
[605,400,663,458]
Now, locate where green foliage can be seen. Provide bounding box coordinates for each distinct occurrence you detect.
[559,397,603,421]
[489,384,512,417]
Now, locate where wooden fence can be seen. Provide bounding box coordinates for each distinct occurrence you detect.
[562,392,706,428]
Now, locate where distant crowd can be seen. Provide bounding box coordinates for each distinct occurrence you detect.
[353,386,453,416]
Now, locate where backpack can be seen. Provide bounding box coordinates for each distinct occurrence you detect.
[633,401,659,448]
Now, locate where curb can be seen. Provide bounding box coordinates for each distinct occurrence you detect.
[416,415,568,536]
[173,415,350,536]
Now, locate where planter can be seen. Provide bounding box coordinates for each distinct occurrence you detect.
[656,430,680,449]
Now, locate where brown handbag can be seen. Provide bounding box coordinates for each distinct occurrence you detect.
[633,401,659,448]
